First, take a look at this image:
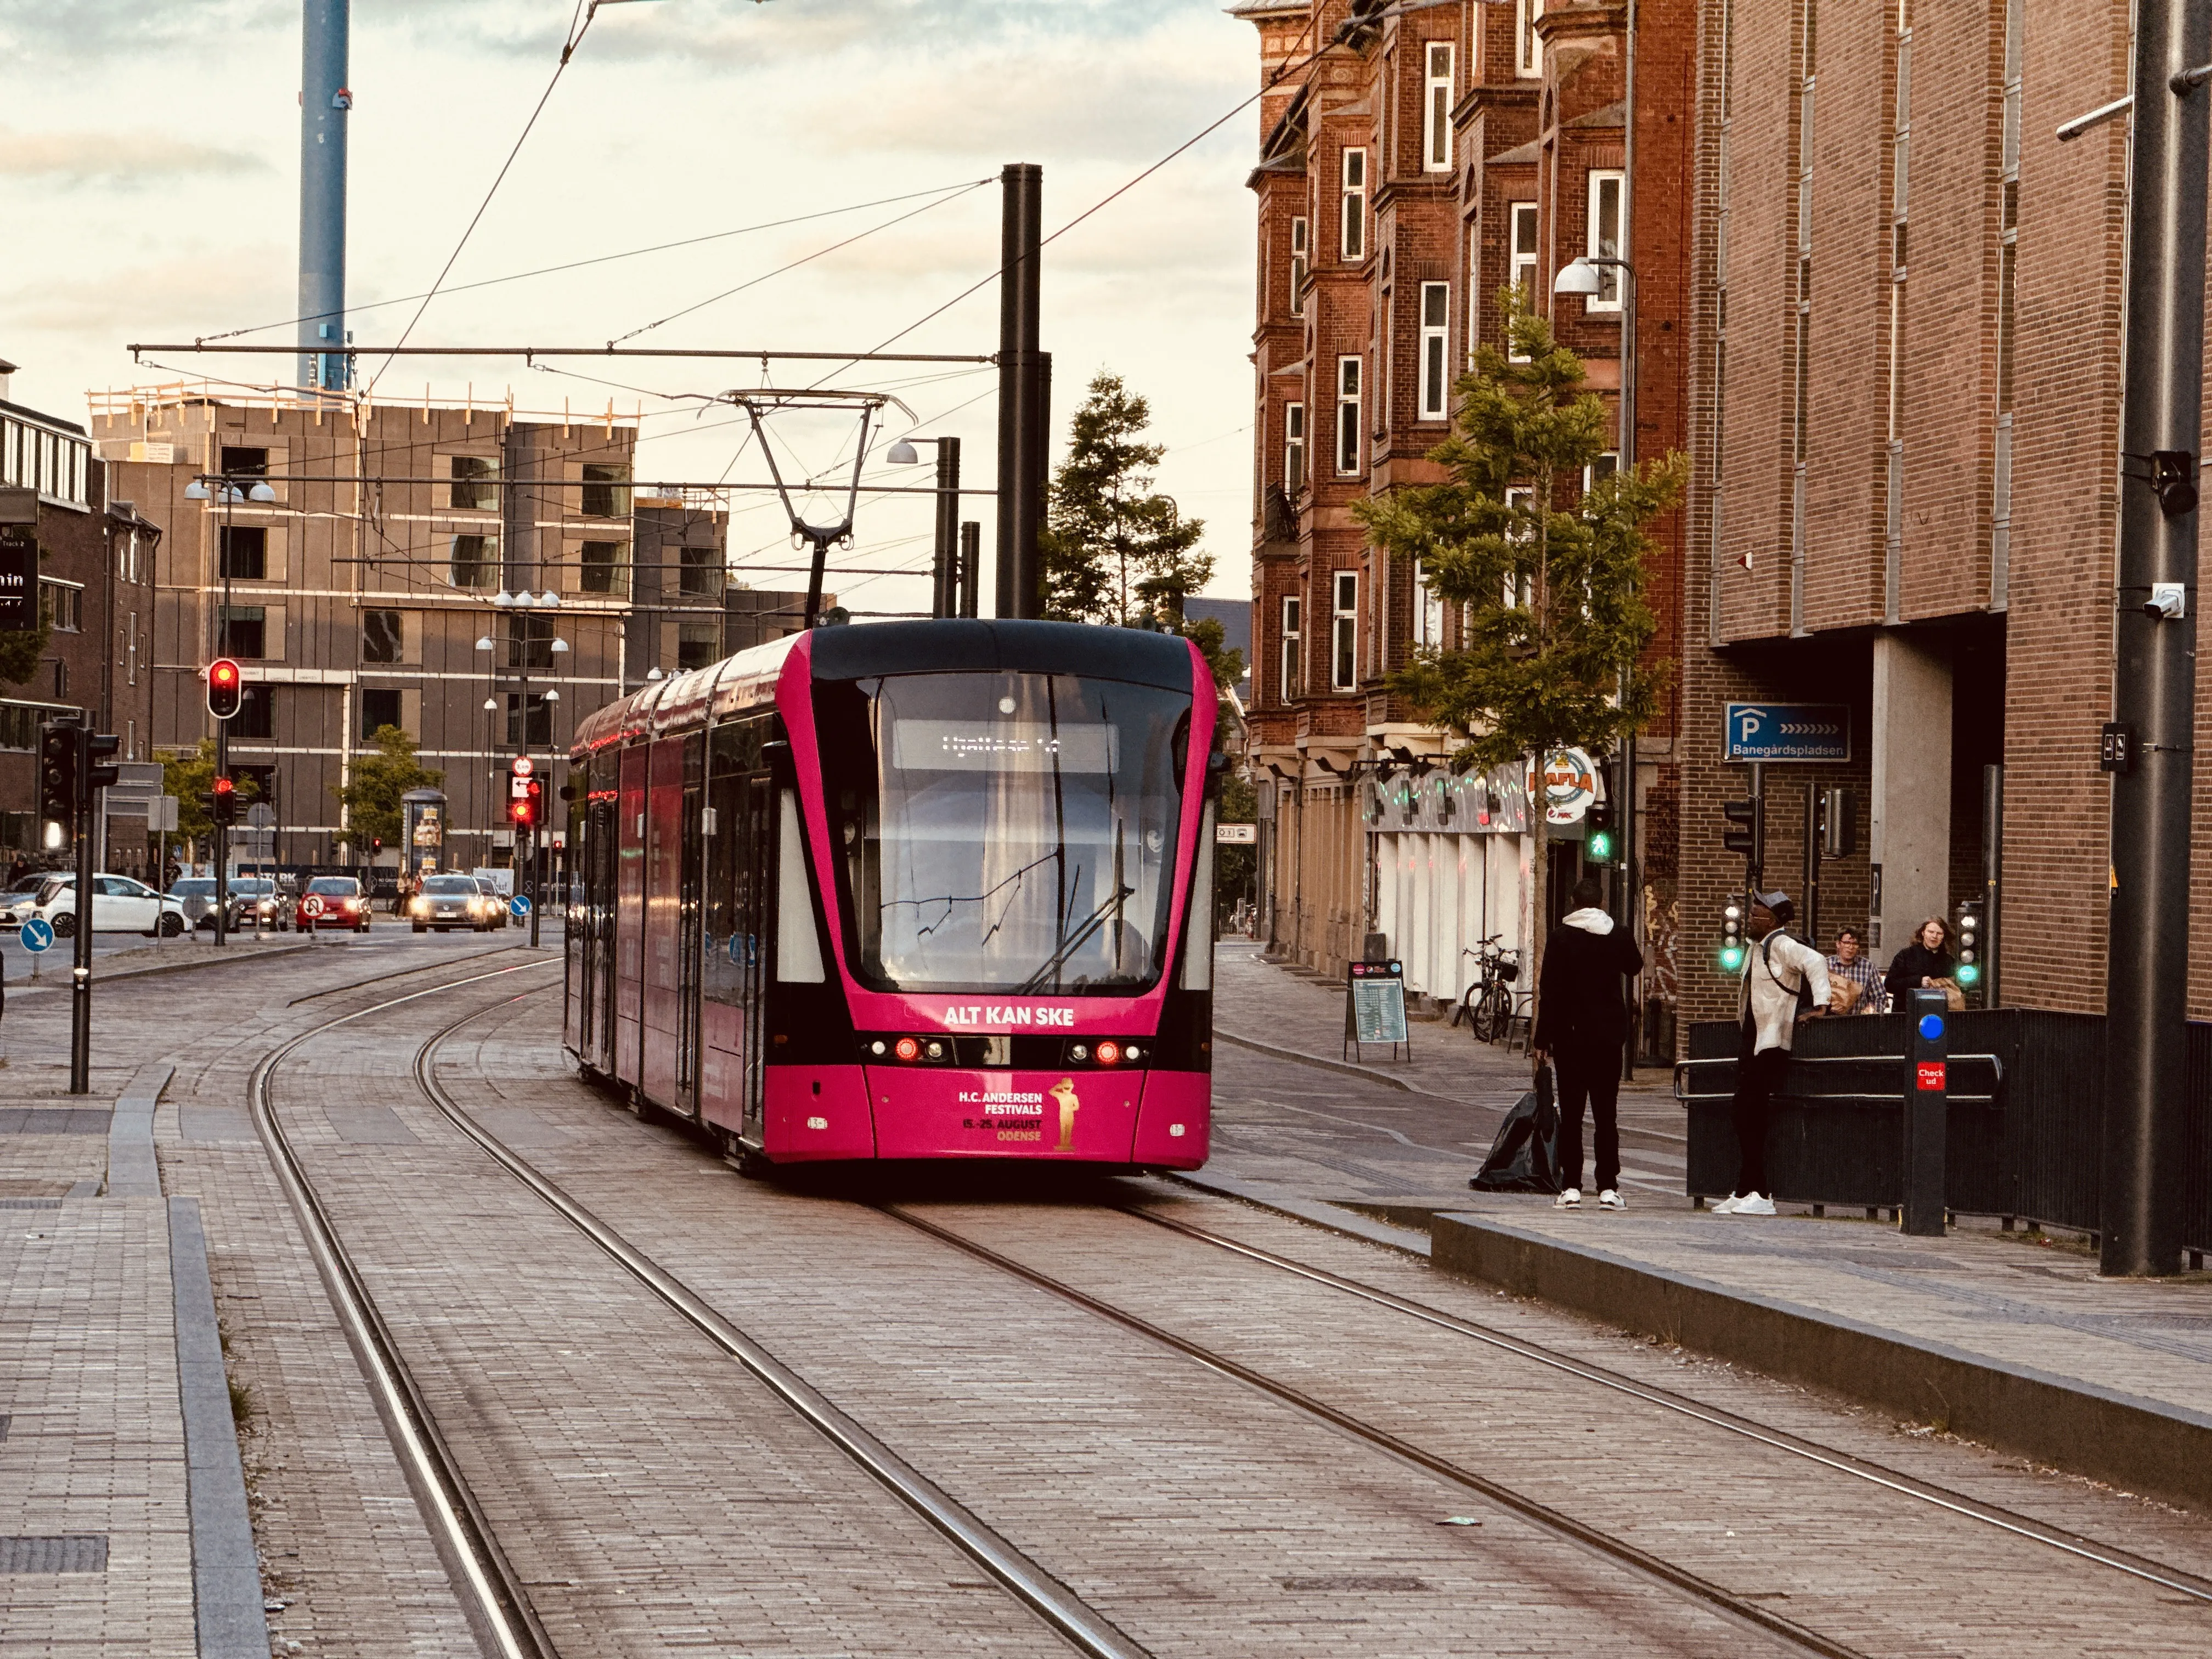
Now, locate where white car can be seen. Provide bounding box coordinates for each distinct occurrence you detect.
[27,873,190,939]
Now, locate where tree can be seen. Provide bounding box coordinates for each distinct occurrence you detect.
[0,551,53,687]
[332,725,443,854]
[1041,372,1211,626]
[1213,766,1258,927]
[1182,615,1245,695]
[160,738,262,845]
[1353,289,1684,977]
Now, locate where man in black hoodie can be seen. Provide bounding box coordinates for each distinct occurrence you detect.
[1530,876,1645,1210]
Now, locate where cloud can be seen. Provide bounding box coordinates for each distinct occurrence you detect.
[0,1,290,64]
[0,127,270,187]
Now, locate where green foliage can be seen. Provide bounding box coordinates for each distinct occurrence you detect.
[332,725,443,853]
[1352,288,1683,777]
[1182,615,1245,695]
[1214,767,1257,923]
[0,613,49,689]
[1042,372,1211,626]
[160,738,262,844]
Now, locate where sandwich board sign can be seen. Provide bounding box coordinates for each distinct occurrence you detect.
[1344,958,1411,1063]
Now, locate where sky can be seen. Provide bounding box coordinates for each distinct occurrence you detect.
[0,0,1263,618]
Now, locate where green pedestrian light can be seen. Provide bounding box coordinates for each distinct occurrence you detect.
[1718,943,1745,972]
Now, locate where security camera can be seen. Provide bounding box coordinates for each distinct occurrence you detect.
[2146,582,2187,620]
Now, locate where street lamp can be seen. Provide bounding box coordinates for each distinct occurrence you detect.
[889,435,966,618]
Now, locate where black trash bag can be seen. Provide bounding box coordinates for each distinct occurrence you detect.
[1470,1065,1564,1193]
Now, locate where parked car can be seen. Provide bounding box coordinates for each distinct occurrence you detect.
[296,875,370,933]
[473,875,512,929]
[409,872,498,933]
[29,873,189,938]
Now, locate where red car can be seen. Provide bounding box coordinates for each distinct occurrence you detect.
[296,875,371,933]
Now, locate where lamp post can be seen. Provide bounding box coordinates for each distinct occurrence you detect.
[1554,252,1642,1073]
[478,587,566,947]
[887,436,964,618]
[184,472,276,946]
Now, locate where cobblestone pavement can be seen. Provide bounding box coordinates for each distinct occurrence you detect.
[434,989,2212,1657]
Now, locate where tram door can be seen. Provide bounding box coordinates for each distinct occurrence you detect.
[740,771,772,1139]
[590,789,618,1073]
[675,735,706,1118]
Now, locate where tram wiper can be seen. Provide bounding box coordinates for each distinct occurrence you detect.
[1012,884,1135,994]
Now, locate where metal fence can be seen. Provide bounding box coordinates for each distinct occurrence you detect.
[1677,1009,2210,1255]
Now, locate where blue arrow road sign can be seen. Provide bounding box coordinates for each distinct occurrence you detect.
[508,894,532,919]
[1725,702,1851,763]
[19,918,54,953]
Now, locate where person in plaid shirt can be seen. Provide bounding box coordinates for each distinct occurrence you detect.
[1827,927,1884,1014]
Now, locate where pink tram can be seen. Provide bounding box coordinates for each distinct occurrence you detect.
[562,620,1219,1171]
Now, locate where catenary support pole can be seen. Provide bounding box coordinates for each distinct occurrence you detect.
[996,164,1045,620]
[298,0,351,391]
[958,521,981,619]
[932,438,962,618]
[69,724,92,1094]
[2102,0,2209,1278]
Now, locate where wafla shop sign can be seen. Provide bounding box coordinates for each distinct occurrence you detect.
[940,1003,1077,1028]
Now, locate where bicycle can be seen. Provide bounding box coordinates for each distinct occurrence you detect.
[1452,936,1521,1045]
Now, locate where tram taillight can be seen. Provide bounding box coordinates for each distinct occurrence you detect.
[895,1037,921,1061]
[1096,1042,1121,1065]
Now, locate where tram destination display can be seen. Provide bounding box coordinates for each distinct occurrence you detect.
[1344,958,1411,1063]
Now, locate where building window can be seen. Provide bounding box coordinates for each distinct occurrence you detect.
[1508,202,1540,359]
[1279,594,1302,703]
[1419,283,1451,419]
[1331,571,1358,692]
[1335,356,1362,476]
[219,606,266,659]
[229,685,274,742]
[1413,558,1443,650]
[219,524,267,580]
[360,687,403,738]
[1503,485,1534,609]
[1340,147,1367,262]
[1424,42,1454,171]
[1289,216,1309,315]
[0,704,36,752]
[38,579,82,633]
[1516,0,1543,78]
[580,463,630,520]
[1584,453,1620,493]
[449,533,498,590]
[362,609,403,664]
[678,621,720,671]
[506,692,553,749]
[579,539,628,595]
[679,544,721,597]
[1585,170,1624,310]
[450,455,500,510]
[218,445,268,478]
[505,615,555,670]
[234,764,276,811]
[1284,403,1306,496]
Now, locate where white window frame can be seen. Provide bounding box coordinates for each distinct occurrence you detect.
[1331,571,1359,692]
[1279,594,1302,703]
[1284,402,1306,496]
[1340,147,1367,262]
[1503,485,1535,610]
[1584,452,1619,494]
[1516,0,1543,79]
[1508,202,1540,360]
[1423,42,1454,172]
[1335,356,1363,476]
[1585,170,1624,311]
[1289,216,1309,316]
[1413,557,1443,650]
[1419,283,1451,420]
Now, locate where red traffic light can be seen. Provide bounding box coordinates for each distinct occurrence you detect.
[212,776,235,797]
[207,657,244,721]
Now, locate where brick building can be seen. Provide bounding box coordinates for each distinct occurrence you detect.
[1237,1,1694,1042]
[0,358,162,876]
[1672,0,2157,1039]
[94,384,646,872]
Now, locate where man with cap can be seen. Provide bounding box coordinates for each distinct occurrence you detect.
[1717,890,1830,1216]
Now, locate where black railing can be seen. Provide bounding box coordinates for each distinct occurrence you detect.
[1677,1008,2210,1255]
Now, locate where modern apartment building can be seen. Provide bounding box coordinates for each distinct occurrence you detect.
[1237,0,1693,1047]
[95,383,644,871]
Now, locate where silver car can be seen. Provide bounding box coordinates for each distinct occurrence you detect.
[409,873,495,933]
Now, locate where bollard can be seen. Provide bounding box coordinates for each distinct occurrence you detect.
[1903,988,1949,1237]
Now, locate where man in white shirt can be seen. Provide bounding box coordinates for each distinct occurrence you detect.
[1716,889,1830,1217]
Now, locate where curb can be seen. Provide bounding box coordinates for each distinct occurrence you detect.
[104,1060,172,1197]
[1168,1169,1434,1256]
[1430,1210,2212,1516]
[8,940,319,996]
[168,1197,270,1658]
[1213,1027,1427,1094]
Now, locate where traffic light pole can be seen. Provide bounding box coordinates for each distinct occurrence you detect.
[213,720,229,948]
[528,827,541,949]
[68,727,94,1094]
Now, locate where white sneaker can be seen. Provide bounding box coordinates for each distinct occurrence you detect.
[1554,1188,1582,1209]
[1598,1189,1624,1210]
[1733,1192,1777,1216]
[1709,1194,1741,1215]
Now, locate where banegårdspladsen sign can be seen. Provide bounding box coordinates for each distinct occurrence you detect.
[1724,703,1850,764]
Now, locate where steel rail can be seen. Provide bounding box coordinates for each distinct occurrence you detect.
[878,1204,1875,1659]
[250,958,564,1659]
[1119,1205,2212,1607]
[409,990,1153,1659]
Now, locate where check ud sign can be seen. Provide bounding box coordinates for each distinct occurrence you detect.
[1725,703,1850,764]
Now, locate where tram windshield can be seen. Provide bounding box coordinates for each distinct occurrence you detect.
[816,670,1192,995]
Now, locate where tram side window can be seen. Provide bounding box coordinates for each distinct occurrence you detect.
[703,716,770,1007]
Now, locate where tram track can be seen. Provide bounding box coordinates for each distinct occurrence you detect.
[256,961,1151,1659]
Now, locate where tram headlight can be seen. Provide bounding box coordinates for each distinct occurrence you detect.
[1069,1044,1088,1062]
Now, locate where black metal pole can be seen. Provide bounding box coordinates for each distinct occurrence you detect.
[68,723,92,1094]
[802,533,830,630]
[932,437,961,619]
[214,484,233,948]
[996,162,1044,620]
[958,521,981,619]
[1983,763,2004,1009]
[1902,987,1949,1237]
[528,827,541,949]
[2102,0,2209,1279]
